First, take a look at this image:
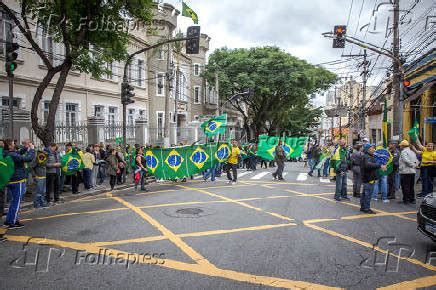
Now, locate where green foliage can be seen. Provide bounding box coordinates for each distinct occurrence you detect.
[204,47,336,135]
[23,0,154,78]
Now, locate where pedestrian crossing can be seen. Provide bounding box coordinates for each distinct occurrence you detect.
[196,168,333,183]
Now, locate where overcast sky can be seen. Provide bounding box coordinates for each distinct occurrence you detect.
[165,0,434,105]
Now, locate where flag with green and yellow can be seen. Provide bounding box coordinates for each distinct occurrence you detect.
[182,2,198,24]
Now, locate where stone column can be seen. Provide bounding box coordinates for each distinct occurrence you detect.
[135,118,148,145]
[87,116,105,145]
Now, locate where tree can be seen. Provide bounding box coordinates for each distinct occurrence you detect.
[203,47,336,139]
[1,0,154,146]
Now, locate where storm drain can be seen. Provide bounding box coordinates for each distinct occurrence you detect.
[163,207,215,218]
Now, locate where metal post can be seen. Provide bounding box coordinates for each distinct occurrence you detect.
[348,79,353,145]
[8,75,14,140]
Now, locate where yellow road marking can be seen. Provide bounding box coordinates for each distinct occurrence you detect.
[377,275,436,289]
[5,235,339,289]
[341,211,417,221]
[108,194,213,267]
[177,185,294,222]
[93,223,296,247]
[303,220,436,272]
[20,208,127,222]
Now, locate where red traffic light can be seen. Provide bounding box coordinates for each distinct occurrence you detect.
[403,80,411,87]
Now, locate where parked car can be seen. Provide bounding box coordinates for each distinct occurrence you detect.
[417,193,436,242]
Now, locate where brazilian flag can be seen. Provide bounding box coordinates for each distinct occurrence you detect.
[408,121,419,143]
[0,147,14,190]
[256,135,308,161]
[115,137,124,145]
[36,150,48,166]
[182,1,199,24]
[201,114,227,137]
[61,148,84,175]
[375,147,393,176]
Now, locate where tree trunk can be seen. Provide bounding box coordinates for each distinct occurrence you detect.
[31,60,72,147]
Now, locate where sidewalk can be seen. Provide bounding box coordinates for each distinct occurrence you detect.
[18,175,154,210]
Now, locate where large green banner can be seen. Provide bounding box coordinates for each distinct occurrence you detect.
[256,135,308,161]
[144,143,231,180]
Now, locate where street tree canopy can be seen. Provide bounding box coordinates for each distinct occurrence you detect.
[203,47,336,139]
[1,0,154,146]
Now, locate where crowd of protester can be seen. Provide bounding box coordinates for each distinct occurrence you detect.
[305,137,435,214]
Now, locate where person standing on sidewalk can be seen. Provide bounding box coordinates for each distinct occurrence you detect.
[272,140,286,181]
[46,143,61,204]
[226,139,241,185]
[350,143,364,198]
[412,138,435,198]
[3,139,35,229]
[134,147,148,191]
[399,140,419,204]
[333,139,350,201]
[82,147,95,190]
[387,140,400,200]
[361,143,386,214]
[106,148,118,191]
[30,150,49,208]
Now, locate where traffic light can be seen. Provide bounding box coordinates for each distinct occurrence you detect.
[402,79,420,99]
[333,25,346,48]
[186,26,200,54]
[5,42,19,77]
[121,82,135,105]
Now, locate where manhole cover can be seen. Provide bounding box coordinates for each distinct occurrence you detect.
[163,207,215,218]
[176,208,204,215]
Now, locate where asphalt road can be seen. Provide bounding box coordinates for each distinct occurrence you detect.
[1,162,435,289]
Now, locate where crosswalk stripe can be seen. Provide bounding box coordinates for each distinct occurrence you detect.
[251,172,270,180]
[238,171,252,178]
[320,178,330,183]
[296,173,307,181]
[194,175,203,179]
[283,172,288,177]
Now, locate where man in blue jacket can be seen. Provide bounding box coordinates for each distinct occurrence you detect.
[2,139,35,229]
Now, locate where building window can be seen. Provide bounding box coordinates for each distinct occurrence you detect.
[1,97,20,108]
[108,106,117,124]
[65,103,78,125]
[43,101,50,123]
[157,49,165,60]
[128,109,135,125]
[137,59,144,87]
[157,112,164,138]
[157,73,165,96]
[94,105,104,117]
[194,64,200,76]
[194,86,201,104]
[105,62,113,80]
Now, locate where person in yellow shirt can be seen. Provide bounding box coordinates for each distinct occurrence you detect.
[413,138,435,197]
[226,139,241,185]
[82,146,96,190]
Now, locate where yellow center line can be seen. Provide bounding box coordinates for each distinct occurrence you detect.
[376,275,436,289]
[4,235,340,289]
[93,223,296,247]
[177,185,294,222]
[107,193,213,267]
[303,220,436,272]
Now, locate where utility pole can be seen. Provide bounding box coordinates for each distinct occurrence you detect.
[174,54,180,145]
[215,71,220,115]
[392,0,402,138]
[163,38,173,148]
[348,77,353,145]
[361,49,368,137]
[8,75,13,139]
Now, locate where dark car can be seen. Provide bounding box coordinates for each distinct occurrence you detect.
[417,193,436,242]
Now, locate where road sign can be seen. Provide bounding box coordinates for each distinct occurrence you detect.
[424,117,436,124]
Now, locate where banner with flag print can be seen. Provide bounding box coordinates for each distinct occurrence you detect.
[0,147,15,190]
[144,143,231,180]
[201,114,227,137]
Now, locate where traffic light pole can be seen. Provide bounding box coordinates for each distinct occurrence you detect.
[8,75,14,140]
[121,36,196,148]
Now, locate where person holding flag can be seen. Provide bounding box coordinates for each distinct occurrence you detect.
[272,140,286,181]
[387,140,400,200]
[412,138,435,198]
[2,139,35,229]
[332,139,350,201]
[226,139,241,185]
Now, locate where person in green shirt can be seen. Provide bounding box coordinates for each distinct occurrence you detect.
[333,139,350,201]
